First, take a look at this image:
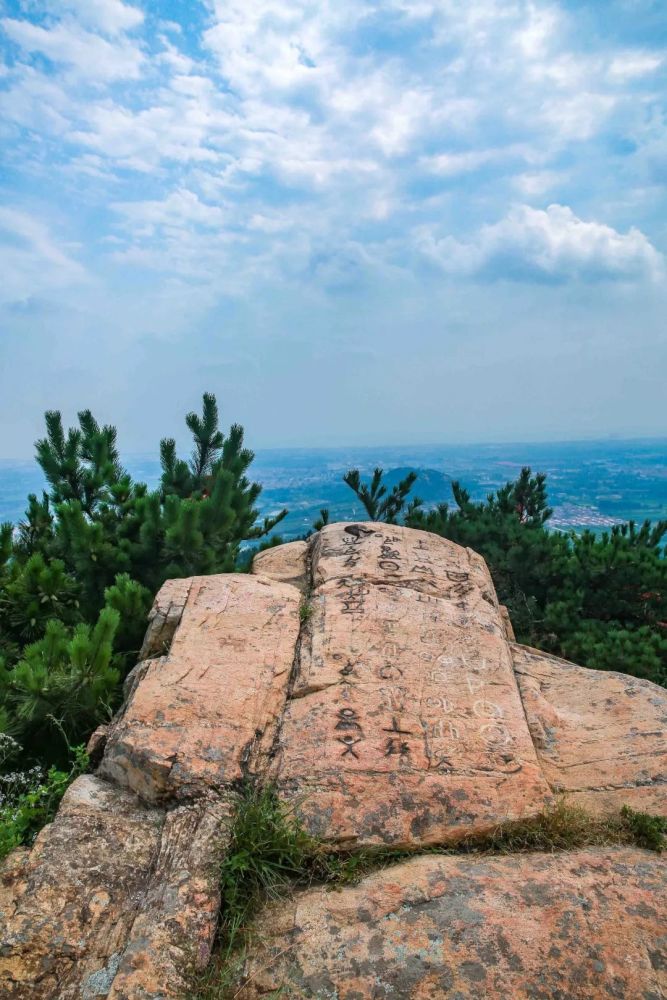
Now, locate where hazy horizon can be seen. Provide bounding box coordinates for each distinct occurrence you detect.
[1,1,666,453]
[1,426,667,464]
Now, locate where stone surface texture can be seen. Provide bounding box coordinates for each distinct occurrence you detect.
[100,573,300,801]
[242,848,667,999]
[252,539,309,593]
[275,523,552,845]
[139,577,192,660]
[1,523,666,999]
[0,776,164,999]
[513,642,667,816]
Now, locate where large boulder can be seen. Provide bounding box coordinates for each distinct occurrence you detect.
[100,573,301,801]
[0,776,164,999]
[1,523,665,999]
[242,848,667,999]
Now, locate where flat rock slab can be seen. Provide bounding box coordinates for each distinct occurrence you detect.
[101,574,301,801]
[242,847,667,999]
[0,776,164,1000]
[513,643,667,815]
[276,523,551,845]
[311,523,504,630]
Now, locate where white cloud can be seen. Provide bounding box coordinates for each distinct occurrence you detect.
[0,0,664,297]
[112,189,227,231]
[539,92,616,141]
[44,0,144,36]
[69,93,225,171]
[0,64,73,134]
[0,206,86,304]
[416,204,663,283]
[1,17,144,81]
[513,170,566,196]
[609,52,662,81]
[421,144,537,177]
[514,4,561,60]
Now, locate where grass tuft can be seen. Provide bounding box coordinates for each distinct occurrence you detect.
[454,799,666,856]
[619,804,666,852]
[298,600,313,625]
[192,788,665,999]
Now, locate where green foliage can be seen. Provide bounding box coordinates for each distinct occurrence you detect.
[0,607,119,764]
[343,467,422,523]
[456,798,665,855]
[103,573,152,669]
[194,783,380,999]
[216,784,321,958]
[299,599,314,624]
[0,553,80,659]
[312,507,330,531]
[619,804,666,852]
[407,468,667,686]
[0,393,289,775]
[0,737,88,861]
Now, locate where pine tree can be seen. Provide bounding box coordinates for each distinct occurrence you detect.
[0,607,120,765]
[343,468,422,523]
[0,392,290,767]
[407,470,666,686]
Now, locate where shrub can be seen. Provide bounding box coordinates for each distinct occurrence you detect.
[0,735,88,861]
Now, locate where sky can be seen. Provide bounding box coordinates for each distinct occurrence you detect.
[0,0,666,457]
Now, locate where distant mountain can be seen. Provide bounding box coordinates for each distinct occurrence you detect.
[383,467,453,504]
[263,466,454,540]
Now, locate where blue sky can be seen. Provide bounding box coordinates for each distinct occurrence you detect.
[0,0,665,455]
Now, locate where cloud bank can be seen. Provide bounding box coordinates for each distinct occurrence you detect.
[0,0,665,450]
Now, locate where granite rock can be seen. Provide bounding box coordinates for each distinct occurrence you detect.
[513,642,667,815]
[241,847,667,999]
[2,524,666,999]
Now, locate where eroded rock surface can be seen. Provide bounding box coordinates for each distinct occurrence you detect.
[241,847,667,999]
[275,523,552,845]
[139,577,192,660]
[101,574,300,801]
[0,776,164,999]
[1,572,300,999]
[513,643,667,816]
[2,524,666,999]
[106,797,230,1000]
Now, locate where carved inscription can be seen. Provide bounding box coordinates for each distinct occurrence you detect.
[278,522,552,845]
[378,534,403,574]
[337,577,368,616]
[338,736,362,758]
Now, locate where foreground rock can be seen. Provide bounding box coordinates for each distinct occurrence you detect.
[1,523,666,998]
[0,776,164,998]
[242,847,667,999]
[1,572,299,999]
